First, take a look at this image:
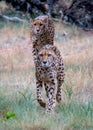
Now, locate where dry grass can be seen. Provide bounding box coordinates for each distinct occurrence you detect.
[0,6,93,129]
[0,18,93,101]
[55,23,93,102]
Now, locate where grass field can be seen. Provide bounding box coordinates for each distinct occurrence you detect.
[0,3,93,129]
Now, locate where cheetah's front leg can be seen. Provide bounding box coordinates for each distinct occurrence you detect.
[56,78,64,103]
[56,62,65,103]
[36,79,46,108]
[44,81,56,113]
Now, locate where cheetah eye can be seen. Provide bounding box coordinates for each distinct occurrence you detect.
[34,23,36,26]
[48,54,51,57]
[39,54,43,57]
[40,23,43,26]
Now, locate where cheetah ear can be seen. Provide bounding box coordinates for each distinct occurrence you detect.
[52,46,57,53]
[30,18,35,24]
[51,50,56,58]
[52,53,56,60]
[43,16,49,29]
[53,53,56,58]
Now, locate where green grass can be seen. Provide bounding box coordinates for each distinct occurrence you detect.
[0,6,93,129]
[0,86,93,130]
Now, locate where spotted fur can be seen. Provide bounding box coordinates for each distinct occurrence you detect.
[30,15,55,64]
[35,45,65,113]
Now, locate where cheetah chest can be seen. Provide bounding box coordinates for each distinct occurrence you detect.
[37,68,57,82]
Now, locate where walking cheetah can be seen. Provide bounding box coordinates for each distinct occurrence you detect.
[30,15,55,64]
[35,45,64,113]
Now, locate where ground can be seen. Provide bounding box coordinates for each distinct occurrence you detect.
[0,5,93,130]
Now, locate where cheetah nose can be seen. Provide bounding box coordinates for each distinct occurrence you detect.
[43,61,47,64]
[37,29,39,32]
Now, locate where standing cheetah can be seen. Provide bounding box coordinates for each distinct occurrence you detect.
[35,45,64,113]
[30,15,55,64]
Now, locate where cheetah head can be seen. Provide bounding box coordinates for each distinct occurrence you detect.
[38,48,56,68]
[31,19,46,36]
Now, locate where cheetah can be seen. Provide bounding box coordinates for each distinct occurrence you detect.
[30,15,55,64]
[35,44,65,113]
